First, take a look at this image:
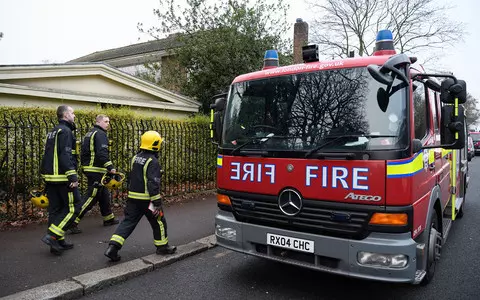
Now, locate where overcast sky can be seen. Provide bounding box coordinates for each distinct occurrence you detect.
[0,0,478,99]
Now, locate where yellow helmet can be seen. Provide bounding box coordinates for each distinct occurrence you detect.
[140,131,163,152]
[30,190,49,209]
[101,172,126,190]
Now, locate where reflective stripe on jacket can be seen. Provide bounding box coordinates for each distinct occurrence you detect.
[127,150,162,201]
[40,120,78,183]
[81,125,114,174]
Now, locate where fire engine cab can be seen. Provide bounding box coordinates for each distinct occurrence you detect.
[211,29,468,285]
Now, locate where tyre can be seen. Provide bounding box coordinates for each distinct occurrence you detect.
[457,202,464,218]
[421,210,441,285]
[457,184,466,219]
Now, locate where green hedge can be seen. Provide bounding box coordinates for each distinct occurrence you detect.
[0,106,217,221]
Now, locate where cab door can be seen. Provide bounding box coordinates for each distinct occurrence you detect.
[431,90,451,208]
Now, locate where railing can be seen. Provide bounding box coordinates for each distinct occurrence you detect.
[0,113,217,221]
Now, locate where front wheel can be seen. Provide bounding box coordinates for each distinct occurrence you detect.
[421,210,442,285]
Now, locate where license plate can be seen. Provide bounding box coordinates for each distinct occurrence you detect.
[266,233,314,253]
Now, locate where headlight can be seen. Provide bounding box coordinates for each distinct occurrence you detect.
[215,224,237,241]
[357,251,408,268]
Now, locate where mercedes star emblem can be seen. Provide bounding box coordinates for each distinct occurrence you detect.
[278,189,303,216]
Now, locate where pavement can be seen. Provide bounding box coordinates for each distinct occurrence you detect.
[0,194,219,299]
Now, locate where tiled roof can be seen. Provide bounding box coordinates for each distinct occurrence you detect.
[68,35,182,63]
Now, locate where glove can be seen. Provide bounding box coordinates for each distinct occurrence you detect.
[69,181,79,188]
[150,200,163,217]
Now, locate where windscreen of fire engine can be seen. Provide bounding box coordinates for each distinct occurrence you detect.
[222,67,408,152]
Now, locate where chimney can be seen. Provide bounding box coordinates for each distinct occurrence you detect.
[293,18,308,64]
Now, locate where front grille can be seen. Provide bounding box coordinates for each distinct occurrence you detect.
[230,194,373,240]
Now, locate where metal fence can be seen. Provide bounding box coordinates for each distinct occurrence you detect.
[0,113,217,221]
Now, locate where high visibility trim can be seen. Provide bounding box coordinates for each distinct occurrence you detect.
[130,155,136,169]
[89,131,97,167]
[75,140,80,156]
[150,194,161,201]
[53,129,61,175]
[65,170,77,176]
[154,238,168,246]
[82,166,108,173]
[58,192,76,230]
[104,161,113,167]
[442,149,452,158]
[210,109,214,138]
[111,234,125,246]
[103,213,115,221]
[72,150,77,155]
[154,217,167,246]
[386,151,424,178]
[77,187,98,221]
[42,174,69,182]
[49,224,65,237]
[144,158,152,196]
[127,191,150,200]
[428,149,435,165]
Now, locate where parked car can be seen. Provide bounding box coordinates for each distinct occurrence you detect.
[470,132,480,156]
[468,135,474,161]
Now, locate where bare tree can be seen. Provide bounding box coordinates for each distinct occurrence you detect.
[464,93,480,128]
[307,0,465,61]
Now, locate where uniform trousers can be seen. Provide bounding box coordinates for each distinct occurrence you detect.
[109,198,168,248]
[46,183,82,239]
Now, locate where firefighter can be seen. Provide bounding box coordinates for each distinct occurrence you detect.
[68,114,119,234]
[104,130,176,261]
[40,105,82,255]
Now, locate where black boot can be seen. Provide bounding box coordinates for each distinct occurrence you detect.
[41,234,63,256]
[59,239,74,250]
[66,223,82,234]
[104,244,121,262]
[103,219,120,226]
[156,244,177,255]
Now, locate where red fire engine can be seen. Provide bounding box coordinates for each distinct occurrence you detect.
[210,29,468,285]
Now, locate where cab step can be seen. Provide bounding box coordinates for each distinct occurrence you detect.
[442,218,452,244]
[443,197,464,219]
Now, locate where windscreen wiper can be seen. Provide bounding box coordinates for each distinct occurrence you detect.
[230,135,298,155]
[304,134,398,158]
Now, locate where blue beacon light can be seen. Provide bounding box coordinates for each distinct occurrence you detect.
[376,29,393,42]
[263,50,279,70]
[373,29,396,55]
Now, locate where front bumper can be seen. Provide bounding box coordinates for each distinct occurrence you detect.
[216,210,420,284]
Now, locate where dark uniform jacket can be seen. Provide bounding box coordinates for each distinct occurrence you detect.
[127,150,162,203]
[41,120,78,184]
[80,125,114,174]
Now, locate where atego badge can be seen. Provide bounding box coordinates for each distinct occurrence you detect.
[344,192,382,202]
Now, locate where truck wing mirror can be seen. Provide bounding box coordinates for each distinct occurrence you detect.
[367,65,393,85]
[210,93,227,144]
[441,79,467,104]
[440,105,465,149]
[367,53,411,86]
[411,73,467,151]
[425,79,441,92]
